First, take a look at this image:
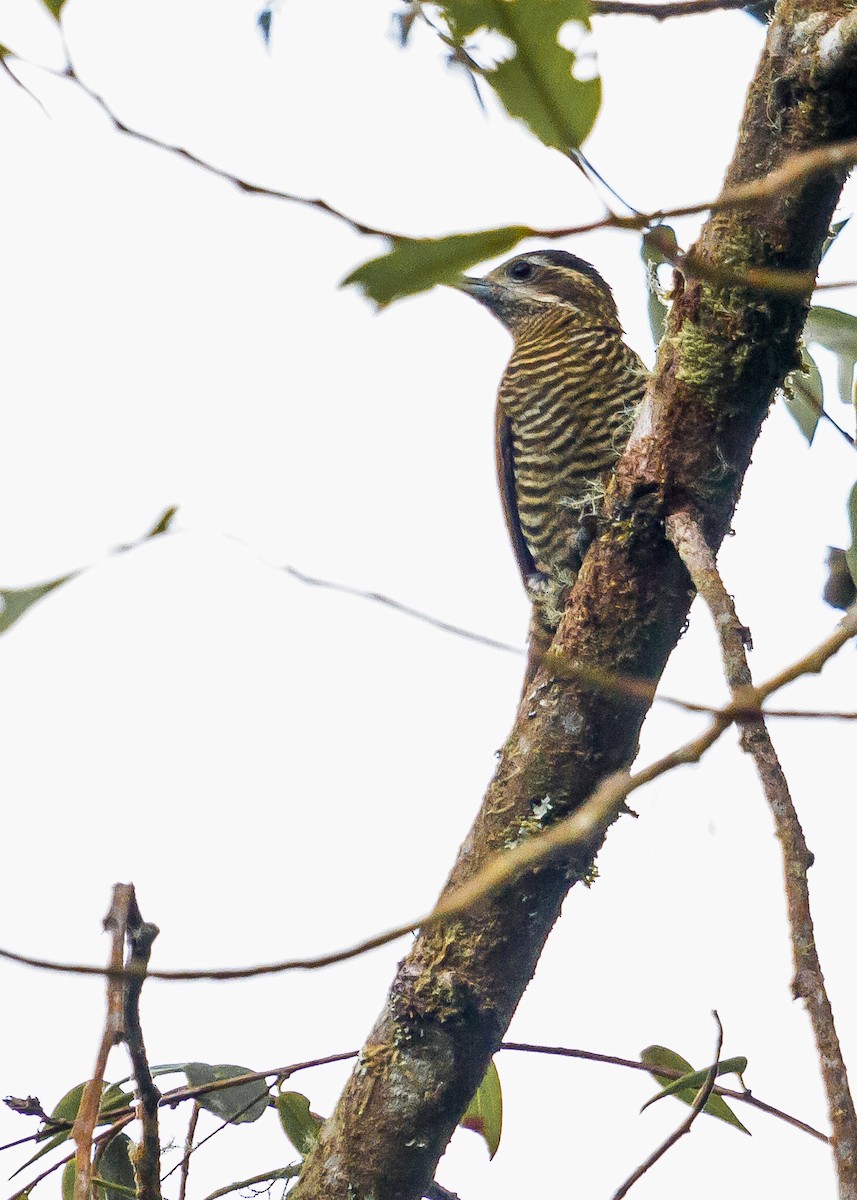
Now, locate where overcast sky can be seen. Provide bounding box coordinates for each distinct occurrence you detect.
[1,2,855,1198]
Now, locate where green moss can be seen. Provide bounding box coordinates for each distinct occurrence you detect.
[672,318,733,391]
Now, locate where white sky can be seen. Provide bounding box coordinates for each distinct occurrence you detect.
[0,2,855,1198]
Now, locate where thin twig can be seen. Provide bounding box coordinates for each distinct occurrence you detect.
[0,55,48,113]
[500,1042,828,1142]
[279,562,523,656]
[590,0,755,15]
[612,1014,725,1199]
[7,1115,136,1200]
[201,1166,300,1200]
[161,1090,275,1183]
[666,511,857,1197]
[176,1103,199,1200]
[4,1038,827,1200]
[1,607,855,988]
[72,884,133,1200]
[7,50,857,297]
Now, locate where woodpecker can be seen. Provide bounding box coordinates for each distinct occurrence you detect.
[456,250,648,684]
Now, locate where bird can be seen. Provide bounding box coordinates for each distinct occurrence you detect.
[455,250,649,687]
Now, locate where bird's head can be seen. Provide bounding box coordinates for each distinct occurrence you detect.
[455,250,620,336]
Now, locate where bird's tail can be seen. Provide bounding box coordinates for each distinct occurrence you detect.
[522,607,555,694]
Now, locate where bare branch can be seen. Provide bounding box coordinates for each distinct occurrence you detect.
[201,1166,300,1200]
[176,1103,199,1200]
[591,0,756,15]
[279,562,523,656]
[72,884,133,1200]
[667,510,857,1194]
[122,896,161,1200]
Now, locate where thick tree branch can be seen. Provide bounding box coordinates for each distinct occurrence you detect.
[289,4,857,1198]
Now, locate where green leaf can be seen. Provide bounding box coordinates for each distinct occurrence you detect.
[783,348,823,445]
[846,481,857,591]
[441,0,601,150]
[61,1160,74,1200]
[0,575,76,635]
[276,1091,323,1156]
[459,1060,503,1159]
[642,1055,748,1106]
[41,0,67,16]
[344,225,532,308]
[0,506,176,638]
[803,306,857,408]
[98,1085,135,1117]
[822,547,857,610]
[15,1083,133,1174]
[640,1046,750,1134]
[61,1134,136,1200]
[97,1134,137,1200]
[184,1064,269,1124]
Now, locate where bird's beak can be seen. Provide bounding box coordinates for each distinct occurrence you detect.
[452,275,495,304]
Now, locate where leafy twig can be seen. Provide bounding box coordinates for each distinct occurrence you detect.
[612,1014,725,1199]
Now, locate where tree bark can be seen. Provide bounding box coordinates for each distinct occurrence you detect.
[292,3,857,1196]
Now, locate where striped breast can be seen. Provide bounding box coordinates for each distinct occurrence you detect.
[499,318,648,586]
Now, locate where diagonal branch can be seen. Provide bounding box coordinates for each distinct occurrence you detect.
[667,509,857,1194]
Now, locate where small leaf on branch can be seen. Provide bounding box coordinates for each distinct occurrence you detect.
[440,0,601,150]
[803,306,857,409]
[62,1136,136,1200]
[459,1059,503,1158]
[0,576,75,636]
[40,0,67,16]
[783,348,823,444]
[640,1045,750,1134]
[277,1091,322,1156]
[15,1082,133,1173]
[0,506,177,637]
[343,225,532,307]
[183,1064,269,1124]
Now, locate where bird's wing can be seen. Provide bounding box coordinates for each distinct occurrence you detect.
[495,403,537,586]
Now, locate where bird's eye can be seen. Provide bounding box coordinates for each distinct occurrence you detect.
[508,261,535,282]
